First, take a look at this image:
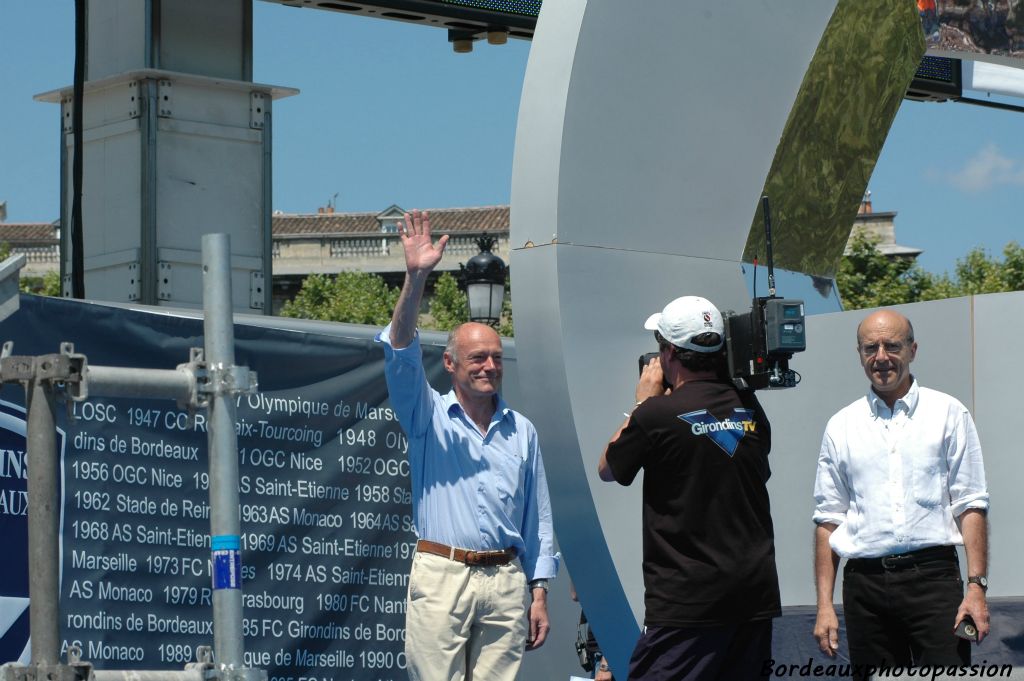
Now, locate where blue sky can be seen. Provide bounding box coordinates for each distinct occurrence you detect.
[2,2,1022,276]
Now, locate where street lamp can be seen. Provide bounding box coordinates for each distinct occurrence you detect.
[460,236,506,327]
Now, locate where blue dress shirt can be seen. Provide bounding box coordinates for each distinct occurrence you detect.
[376,325,559,581]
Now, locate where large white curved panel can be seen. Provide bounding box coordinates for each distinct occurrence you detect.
[514,0,839,257]
[511,0,927,674]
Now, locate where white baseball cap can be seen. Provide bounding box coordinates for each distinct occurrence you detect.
[644,296,724,353]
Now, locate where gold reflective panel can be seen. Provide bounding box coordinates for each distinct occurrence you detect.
[743,0,925,278]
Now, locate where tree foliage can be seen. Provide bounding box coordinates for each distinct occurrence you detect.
[426,272,468,332]
[836,233,934,309]
[952,241,1024,295]
[280,272,398,325]
[20,270,62,297]
[836,234,1024,310]
[281,270,517,336]
[422,272,515,336]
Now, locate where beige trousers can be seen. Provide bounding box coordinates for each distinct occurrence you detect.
[405,552,528,681]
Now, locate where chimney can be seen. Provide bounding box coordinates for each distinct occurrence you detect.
[318,206,324,214]
[858,190,873,215]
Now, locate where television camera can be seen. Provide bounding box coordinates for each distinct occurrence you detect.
[639,196,806,391]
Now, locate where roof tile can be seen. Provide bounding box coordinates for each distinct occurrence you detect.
[272,205,510,236]
[0,223,58,243]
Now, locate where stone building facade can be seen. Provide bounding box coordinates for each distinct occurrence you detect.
[0,198,915,313]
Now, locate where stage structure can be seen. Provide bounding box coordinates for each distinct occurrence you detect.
[511,0,1024,675]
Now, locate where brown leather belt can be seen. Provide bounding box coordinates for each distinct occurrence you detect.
[416,539,516,567]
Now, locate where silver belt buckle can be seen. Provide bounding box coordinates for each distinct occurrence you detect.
[881,555,898,569]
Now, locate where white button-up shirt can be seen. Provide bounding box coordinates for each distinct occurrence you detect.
[813,379,988,559]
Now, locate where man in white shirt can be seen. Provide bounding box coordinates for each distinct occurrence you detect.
[812,309,989,679]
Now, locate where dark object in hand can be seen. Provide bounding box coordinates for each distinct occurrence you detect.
[955,616,979,642]
[637,352,671,391]
[638,352,659,376]
[575,612,599,671]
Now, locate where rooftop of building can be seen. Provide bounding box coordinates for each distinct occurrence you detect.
[272,204,510,237]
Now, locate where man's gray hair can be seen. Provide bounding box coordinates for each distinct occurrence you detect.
[444,324,467,362]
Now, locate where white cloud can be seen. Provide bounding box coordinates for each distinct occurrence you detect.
[946,143,1024,193]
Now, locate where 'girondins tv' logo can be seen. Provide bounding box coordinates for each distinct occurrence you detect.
[678,408,757,457]
[1,401,38,664]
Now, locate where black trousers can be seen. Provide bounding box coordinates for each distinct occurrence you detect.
[842,547,970,681]
[626,620,772,681]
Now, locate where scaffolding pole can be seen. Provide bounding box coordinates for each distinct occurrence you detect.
[26,375,60,666]
[203,233,245,669]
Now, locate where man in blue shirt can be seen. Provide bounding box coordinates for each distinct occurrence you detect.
[375,209,559,681]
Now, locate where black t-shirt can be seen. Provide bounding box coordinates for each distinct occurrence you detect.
[605,378,781,627]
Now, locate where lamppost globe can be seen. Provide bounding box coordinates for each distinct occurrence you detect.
[460,236,506,327]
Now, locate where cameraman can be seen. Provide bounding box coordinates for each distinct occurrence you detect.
[597,296,780,681]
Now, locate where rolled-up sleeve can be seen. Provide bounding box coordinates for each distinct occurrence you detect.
[518,424,560,581]
[947,408,989,518]
[812,429,849,527]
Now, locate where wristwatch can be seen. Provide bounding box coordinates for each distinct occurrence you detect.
[968,575,988,592]
[529,579,549,592]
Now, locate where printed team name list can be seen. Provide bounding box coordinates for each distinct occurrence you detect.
[60,391,416,681]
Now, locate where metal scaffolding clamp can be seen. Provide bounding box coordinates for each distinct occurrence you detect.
[216,668,267,681]
[58,343,88,399]
[0,342,86,391]
[200,362,258,399]
[178,347,209,410]
[0,664,90,681]
[1,644,92,681]
[0,353,35,382]
[186,646,215,671]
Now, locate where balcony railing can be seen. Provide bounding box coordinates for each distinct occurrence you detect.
[9,245,60,263]
[273,232,509,271]
[329,237,390,258]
